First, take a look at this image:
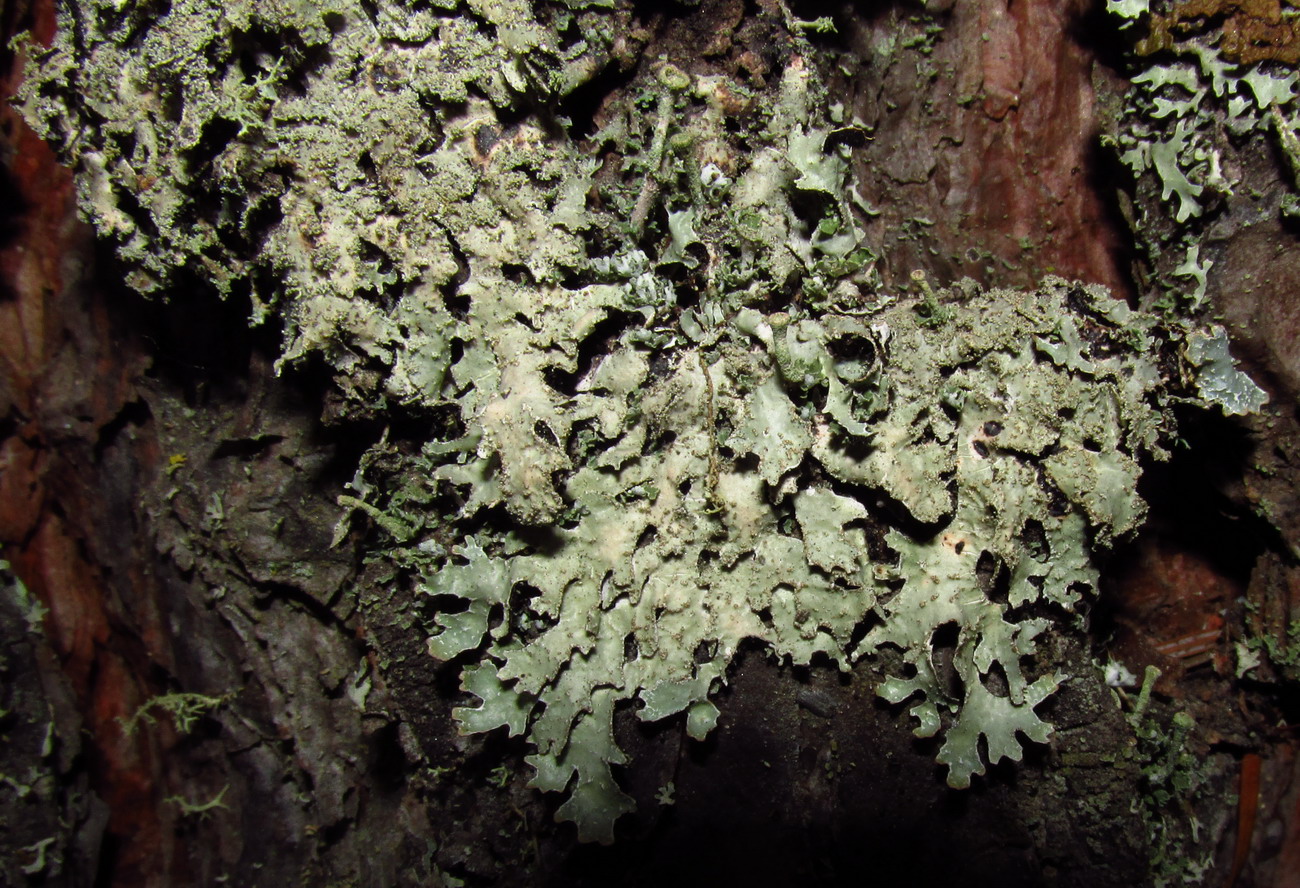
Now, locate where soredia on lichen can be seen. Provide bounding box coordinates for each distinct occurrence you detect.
[20,0,1259,845]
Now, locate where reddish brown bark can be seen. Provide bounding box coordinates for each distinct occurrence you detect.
[846,0,1131,295]
[1,3,171,881]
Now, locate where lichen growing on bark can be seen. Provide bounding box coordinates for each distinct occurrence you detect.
[19,0,1262,845]
[1108,0,1300,316]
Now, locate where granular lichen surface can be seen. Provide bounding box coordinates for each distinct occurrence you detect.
[17,0,1265,845]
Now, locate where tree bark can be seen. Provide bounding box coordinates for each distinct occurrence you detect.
[3,2,1300,887]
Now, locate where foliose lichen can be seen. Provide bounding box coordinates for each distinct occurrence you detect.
[19,0,1264,845]
[405,268,1178,840]
[1108,0,1300,316]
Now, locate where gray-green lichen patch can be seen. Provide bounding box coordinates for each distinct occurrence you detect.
[1185,325,1269,415]
[17,0,618,354]
[411,276,1176,835]
[19,0,1263,846]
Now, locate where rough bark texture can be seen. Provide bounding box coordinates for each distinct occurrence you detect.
[841,0,1134,295]
[3,1,1300,887]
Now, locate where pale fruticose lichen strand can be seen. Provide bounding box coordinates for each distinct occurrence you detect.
[20,0,1257,844]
